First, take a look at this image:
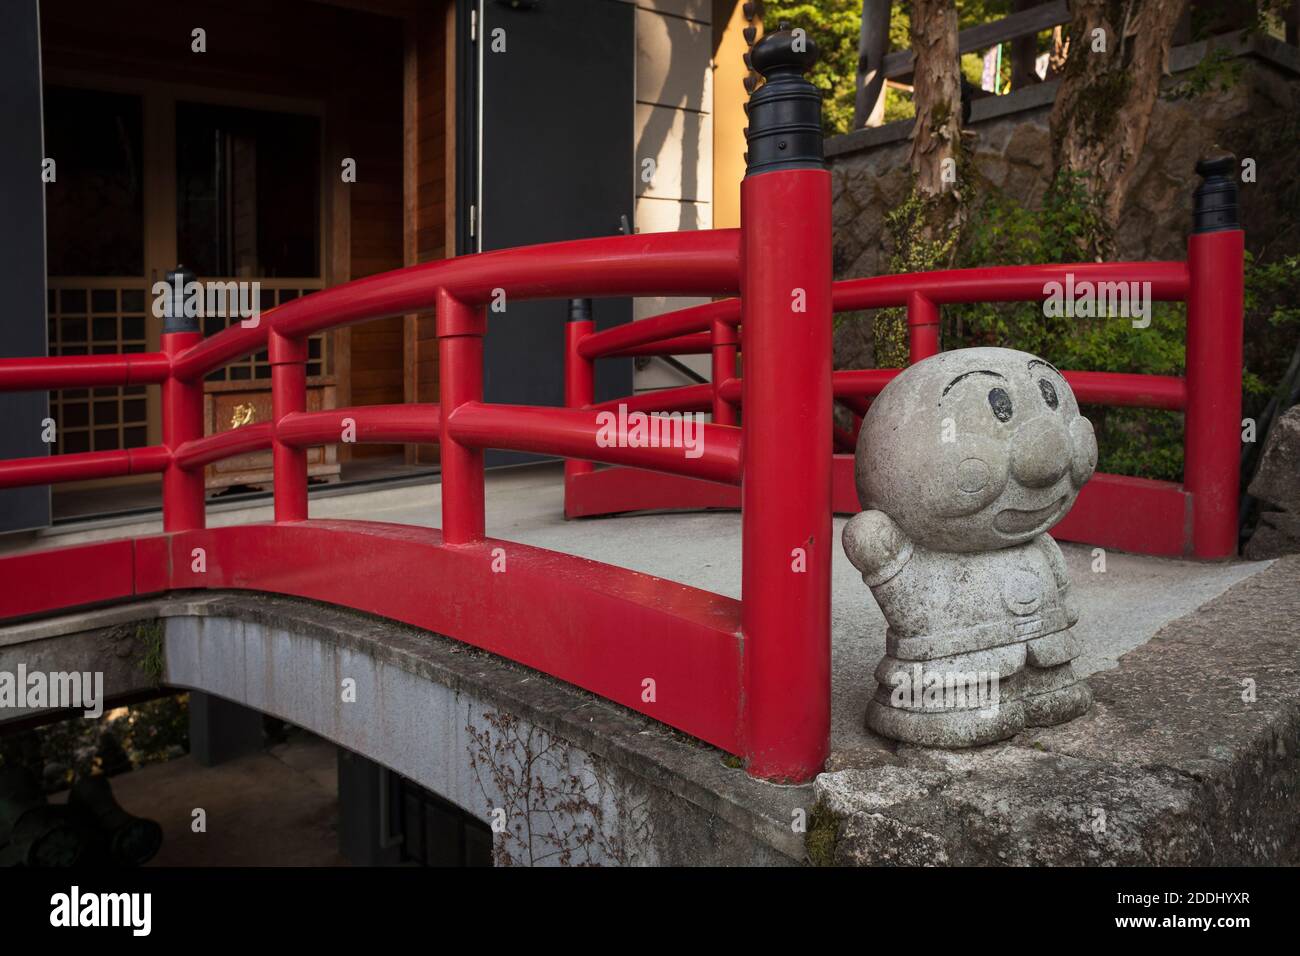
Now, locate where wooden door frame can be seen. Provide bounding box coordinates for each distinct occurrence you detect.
[398,0,457,465]
[45,0,455,477]
[43,68,333,486]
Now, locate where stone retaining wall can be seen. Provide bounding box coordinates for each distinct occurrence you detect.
[826,33,1300,368]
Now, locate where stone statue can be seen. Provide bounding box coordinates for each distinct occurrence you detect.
[843,347,1097,747]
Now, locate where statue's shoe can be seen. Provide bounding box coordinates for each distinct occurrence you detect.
[1019,663,1093,726]
[866,696,1025,747]
[874,642,1025,692]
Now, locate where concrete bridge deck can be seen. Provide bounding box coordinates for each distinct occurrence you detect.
[3,465,1297,864]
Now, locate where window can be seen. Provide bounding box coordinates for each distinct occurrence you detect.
[43,88,144,278]
[176,102,321,279]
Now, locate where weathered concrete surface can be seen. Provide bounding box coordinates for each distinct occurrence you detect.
[0,466,1287,864]
[160,596,806,867]
[2,593,806,865]
[8,552,1295,866]
[0,607,162,723]
[813,554,1300,865]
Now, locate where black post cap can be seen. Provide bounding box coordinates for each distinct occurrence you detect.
[163,265,199,334]
[1193,150,1239,234]
[744,28,824,177]
[568,298,593,323]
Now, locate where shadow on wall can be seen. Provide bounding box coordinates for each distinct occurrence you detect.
[636,9,708,233]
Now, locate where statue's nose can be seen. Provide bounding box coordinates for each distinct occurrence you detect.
[1010,417,1069,487]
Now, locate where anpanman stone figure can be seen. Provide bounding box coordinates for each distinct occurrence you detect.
[843,347,1098,747]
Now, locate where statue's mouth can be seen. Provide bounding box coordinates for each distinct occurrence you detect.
[994,496,1066,535]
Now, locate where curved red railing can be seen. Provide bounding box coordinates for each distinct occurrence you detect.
[0,226,771,776]
[568,244,1242,567]
[0,160,1244,785]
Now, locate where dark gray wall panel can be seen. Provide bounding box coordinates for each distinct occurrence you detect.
[0,1,51,533]
[478,0,634,466]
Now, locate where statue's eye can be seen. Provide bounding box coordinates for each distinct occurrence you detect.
[1038,378,1059,409]
[988,387,1013,422]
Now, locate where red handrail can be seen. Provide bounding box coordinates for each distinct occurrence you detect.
[567,245,1239,569]
[0,446,170,489]
[278,404,442,448]
[172,230,742,382]
[0,126,1244,788]
[0,353,170,391]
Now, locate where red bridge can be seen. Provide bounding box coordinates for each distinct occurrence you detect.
[0,42,1244,786]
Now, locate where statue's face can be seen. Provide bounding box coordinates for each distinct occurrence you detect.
[855,347,1097,552]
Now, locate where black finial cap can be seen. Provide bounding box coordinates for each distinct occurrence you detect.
[568,298,592,323]
[163,265,199,334]
[750,28,819,79]
[1193,150,1239,234]
[744,28,824,177]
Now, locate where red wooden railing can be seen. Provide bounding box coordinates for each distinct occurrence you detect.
[569,240,1244,562]
[0,37,1244,784]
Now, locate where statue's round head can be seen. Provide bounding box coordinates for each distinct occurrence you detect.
[856,347,1097,552]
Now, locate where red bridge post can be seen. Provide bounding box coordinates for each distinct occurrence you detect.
[1185,154,1245,559]
[161,268,205,532]
[270,330,309,522]
[564,299,596,516]
[710,317,738,426]
[438,288,486,544]
[740,31,833,782]
[907,291,940,364]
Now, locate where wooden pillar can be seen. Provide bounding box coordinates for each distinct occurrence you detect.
[854,0,891,129]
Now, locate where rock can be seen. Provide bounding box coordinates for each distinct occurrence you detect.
[1002,121,1050,168]
[1245,510,1300,560]
[842,165,876,211]
[833,313,874,370]
[875,168,910,211]
[811,556,1300,864]
[1002,162,1042,205]
[976,154,1010,189]
[1249,405,1300,512]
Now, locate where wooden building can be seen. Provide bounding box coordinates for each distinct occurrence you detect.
[3,0,754,527]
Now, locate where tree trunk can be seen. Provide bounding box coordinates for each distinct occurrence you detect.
[908,0,964,244]
[1049,0,1188,250]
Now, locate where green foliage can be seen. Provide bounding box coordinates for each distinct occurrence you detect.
[965,170,1113,268]
[805,800,842,866]
[873,188,964,366]
[762,1,868,134]
[1246,251,1300,330]
[761,1,1064,132]
[6,695,190,793]
[945,174,1189,479]
[135,619,165,686]
[1162,47,1244,101]
[935,176,1295,481]
[117,694,191,767]
[1243,250,1300,420]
